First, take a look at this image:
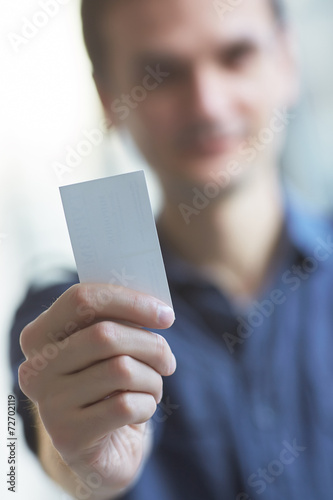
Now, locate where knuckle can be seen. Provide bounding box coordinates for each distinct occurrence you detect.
[114,392,135,419]
[95,286,114,307]
[128,292,142,314]
[128,291,153,318]
[91,321,117,349]
[18,361,31,393]
[69,284,92,311]
[148,395,158,414]
[114,355,133,382]
[153,333,170,367]
[19,322,35,355]
[18,360,45,401]
[141,395,157,422]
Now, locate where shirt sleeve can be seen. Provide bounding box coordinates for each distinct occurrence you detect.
[9,276,78,454]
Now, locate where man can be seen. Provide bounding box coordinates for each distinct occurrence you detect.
[10,0,333,499]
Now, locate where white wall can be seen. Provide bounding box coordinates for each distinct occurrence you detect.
[1,2,117,498]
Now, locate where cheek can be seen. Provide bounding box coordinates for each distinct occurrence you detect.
[133,93,182,143]
[125,97,179,168]
[260,60,293,109]
[236,72,287,130]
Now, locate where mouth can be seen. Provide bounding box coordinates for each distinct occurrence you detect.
[188,135,241,156]
[176,124,245,157]
[180,134,242,157]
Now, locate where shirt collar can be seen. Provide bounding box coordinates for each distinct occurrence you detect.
[283,187,333,259]
[158,189,333,288]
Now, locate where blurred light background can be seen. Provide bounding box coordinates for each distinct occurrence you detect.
[0,0,332,498]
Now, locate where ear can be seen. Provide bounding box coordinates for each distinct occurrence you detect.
[93,73,123,128]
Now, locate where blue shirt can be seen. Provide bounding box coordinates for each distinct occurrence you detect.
[10,195,333,499]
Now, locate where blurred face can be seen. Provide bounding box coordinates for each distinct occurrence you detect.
[98,0,297,192]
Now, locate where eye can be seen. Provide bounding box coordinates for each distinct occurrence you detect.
[132,57,189,88]
[223,42,258,69]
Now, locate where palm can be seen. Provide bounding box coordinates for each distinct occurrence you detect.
[82,423,149,488]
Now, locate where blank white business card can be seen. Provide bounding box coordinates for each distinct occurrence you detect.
[60,171,172,308]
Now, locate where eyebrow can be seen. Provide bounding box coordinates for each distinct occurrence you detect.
[130,33,275,70]
[131,53,186,74]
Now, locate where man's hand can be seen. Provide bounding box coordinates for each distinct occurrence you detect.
[18,284,176,499]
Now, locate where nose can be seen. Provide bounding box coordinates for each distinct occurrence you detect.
[187,64,235,122]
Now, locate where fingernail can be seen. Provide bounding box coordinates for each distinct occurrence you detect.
[157,304,175,325]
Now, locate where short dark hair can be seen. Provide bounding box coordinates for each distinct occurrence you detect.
[81,0,287,79]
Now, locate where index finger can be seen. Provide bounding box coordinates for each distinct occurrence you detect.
[21,283,174,354]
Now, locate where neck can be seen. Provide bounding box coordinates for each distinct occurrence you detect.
[159,165,285,305]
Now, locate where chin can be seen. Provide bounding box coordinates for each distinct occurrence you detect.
[172,152,249,189]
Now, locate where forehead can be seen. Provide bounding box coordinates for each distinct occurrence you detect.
[101,0,276,57]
